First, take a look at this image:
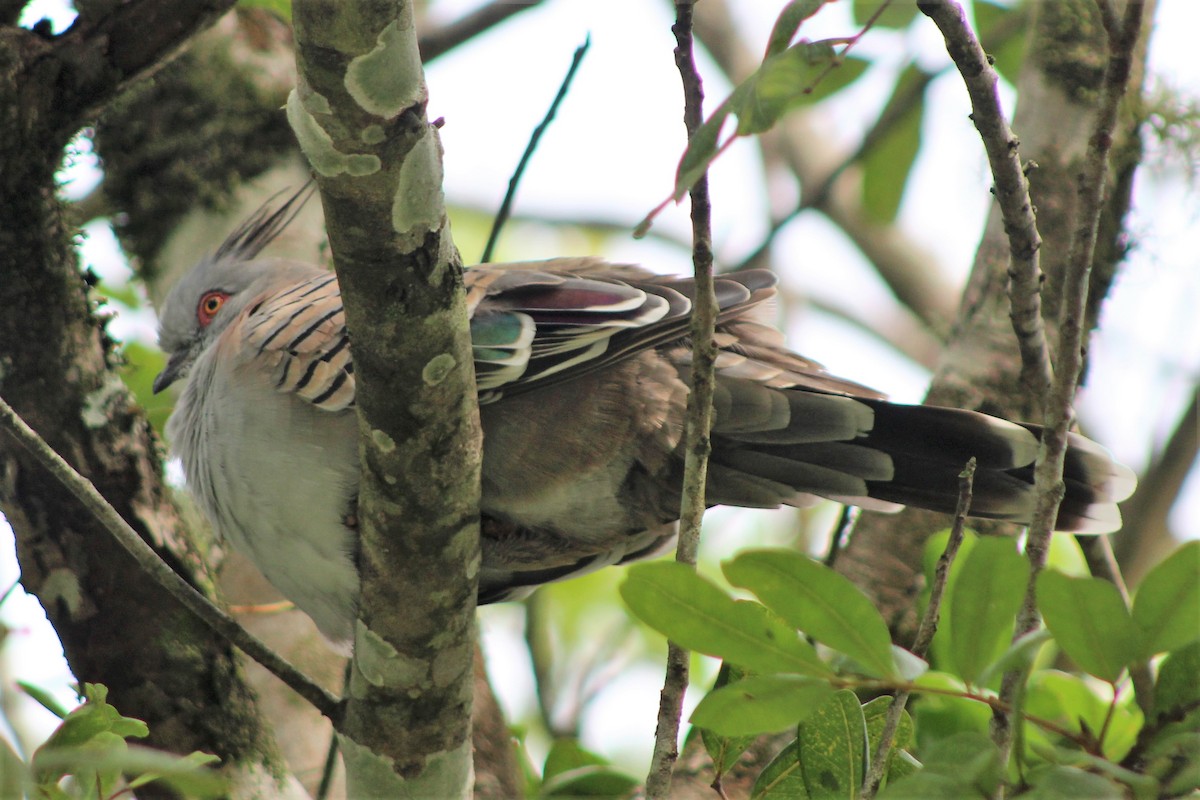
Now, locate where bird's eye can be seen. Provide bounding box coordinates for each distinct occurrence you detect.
[197,291,229,326]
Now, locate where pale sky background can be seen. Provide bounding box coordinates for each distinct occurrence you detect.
[3,0,1198,777]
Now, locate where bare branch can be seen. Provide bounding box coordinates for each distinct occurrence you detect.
[917,0,1053,403]
[991,0,1147,764]
[860,459,975,800]
[646,3,717,797]
[482,35,590,263]
[418,0,544,63]
[0,393,343,720]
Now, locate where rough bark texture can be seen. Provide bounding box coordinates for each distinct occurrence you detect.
[0,1,289,789]
[835,0,1154,638]
[291,1,482,795]
[91,7,521,794]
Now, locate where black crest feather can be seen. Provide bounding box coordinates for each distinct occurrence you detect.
[213,183,316,263]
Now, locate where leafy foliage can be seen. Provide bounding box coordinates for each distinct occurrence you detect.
[620,536,1200,799]
[9,683,223,799]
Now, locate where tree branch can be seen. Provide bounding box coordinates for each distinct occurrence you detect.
[861,459,975,800]
[0,394,344,721]
[290,1,482,795]
[481,35,590,263]
[47,0,239,126]
[916,0,1053,404]
[646,3,717,797]
[417,0,544,63]
[994,0,1146,765]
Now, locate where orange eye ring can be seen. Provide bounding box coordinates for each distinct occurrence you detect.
[197,291,229,327]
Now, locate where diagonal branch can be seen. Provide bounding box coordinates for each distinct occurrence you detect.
[417,0,544,62]
[46,0,239,126]
[916,0,1053,404]
[0,394,344,721]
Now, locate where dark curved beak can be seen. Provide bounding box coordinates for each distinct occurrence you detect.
[153,351,189,394]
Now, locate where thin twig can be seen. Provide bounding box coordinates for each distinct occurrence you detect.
[860,459,975,800]
[0,394,343,722]
[645,4,716,798]
[917,0,1053,405]
[417,0,545,63]
[823,505,858,568]
[481,36,590,263]
[995,0,1147,772]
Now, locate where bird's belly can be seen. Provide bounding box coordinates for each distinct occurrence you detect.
[174,379,363,648]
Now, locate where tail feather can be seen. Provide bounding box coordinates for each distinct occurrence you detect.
[707,390,1135,534]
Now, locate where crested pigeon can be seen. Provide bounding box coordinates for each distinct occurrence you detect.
[154,191,1137,647]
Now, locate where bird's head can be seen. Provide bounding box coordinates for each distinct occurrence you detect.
[153,186,315,394]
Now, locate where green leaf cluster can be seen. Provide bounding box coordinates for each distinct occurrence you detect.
[4,683,223,799]
[619,536,1200,799]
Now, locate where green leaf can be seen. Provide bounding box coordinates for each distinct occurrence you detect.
[121,340,170,432]
[540,765,638,798]
[797,689,866,799]
[1036,569,1139,682]
[32,684,148,777]
[33,745,225,798]
[673,96,735,201]
[1046,531,1091,577]
[691,675,835,737]
[766,0,830,56]
[862,696,914,758]
[920,732,1003,796]
[17,680,71,719]
[886,750,920,785]
[542,739,607,783]
[1131,541,1200,658]
[671,43,866,203]
[1154,641,1200,722]
[880,733,1001,798]
[621,562,831,676]
[852,0,919,29]
[724,550,896,678]
[734,41,843,135]
[1143,730,1200,795]
[949,536,1029,684]
[796,55,870,106]
[702,664,756,778]
[1026,670,1143,761]
[238,0,291,22]
[974,628,1054,688]
[1022,765,1124,799]
[876,772,966,799]
[861,65,926,223]
[1033,745,1160,799]
[909,672,991,754]
[751,740,808,799]
[1,735,26,800]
